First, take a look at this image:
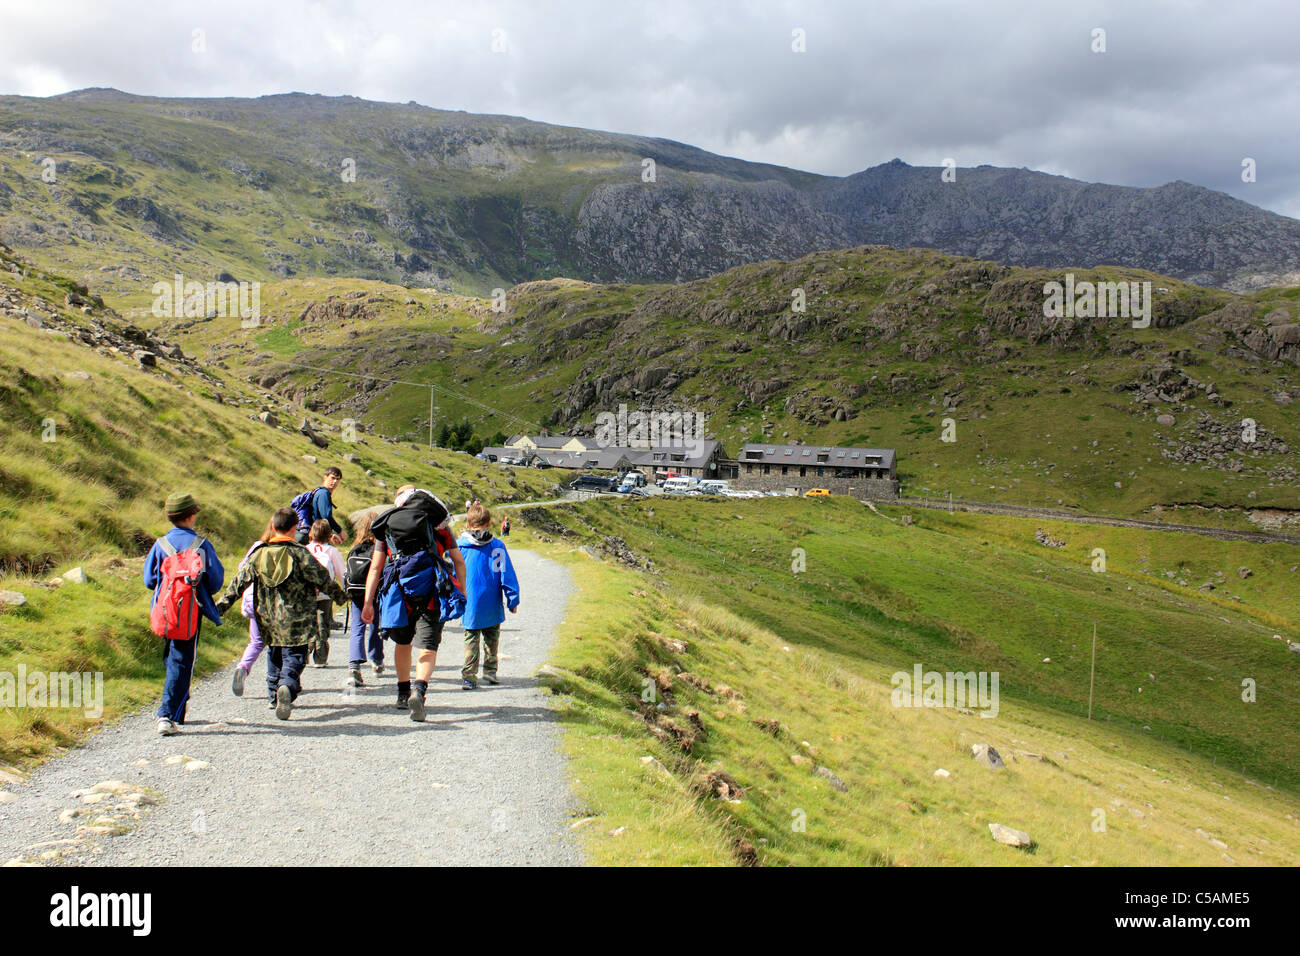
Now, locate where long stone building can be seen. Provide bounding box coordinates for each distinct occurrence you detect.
[729,443,899,500]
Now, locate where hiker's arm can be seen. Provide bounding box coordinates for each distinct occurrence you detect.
[214,563,252,615]
[202,540,225,593]
[142,544,159,589]
[448,546,466,595]
[499,546,520,611]
[316,488,343,538]
[361,543,387,623]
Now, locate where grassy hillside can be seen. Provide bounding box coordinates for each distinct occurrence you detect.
[127,246,1300,524]
[0,250,561,766]
[0,90,832,297]
[511,495,1300,865]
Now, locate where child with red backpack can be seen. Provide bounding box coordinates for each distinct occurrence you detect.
[143,492,225,736]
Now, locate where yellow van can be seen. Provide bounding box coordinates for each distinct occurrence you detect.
[804,488,831,497]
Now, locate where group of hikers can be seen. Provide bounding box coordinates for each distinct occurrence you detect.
[142,468,521,733]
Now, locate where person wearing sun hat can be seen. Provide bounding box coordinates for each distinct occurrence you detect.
[143,491,225,736]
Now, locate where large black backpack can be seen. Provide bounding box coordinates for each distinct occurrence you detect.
[374,491,448,557]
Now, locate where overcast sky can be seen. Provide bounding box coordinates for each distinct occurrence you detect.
[3,0,1299,216]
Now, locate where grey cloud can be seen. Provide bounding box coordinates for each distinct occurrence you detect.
[1,0,1297,215]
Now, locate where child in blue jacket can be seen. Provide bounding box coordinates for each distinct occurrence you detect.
[456,503,520,688]
[143,492,224,735]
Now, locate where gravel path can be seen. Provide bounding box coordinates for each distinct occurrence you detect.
[0,549,583,867]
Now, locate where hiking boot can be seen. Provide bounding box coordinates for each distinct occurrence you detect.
[156,718,178,736]
[461,679,476,690]
[347,668,364,688]
[312,641,329,667]
[394,692,409,710]
[481,673,500,685]
[408,688,427,722]
[275,685,293,721]
[371,661,384,677]
[231,665,247,697]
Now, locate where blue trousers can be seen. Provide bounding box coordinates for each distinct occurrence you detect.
[266,645,309,703]
[348,600,382,667]
[158,624,200,723]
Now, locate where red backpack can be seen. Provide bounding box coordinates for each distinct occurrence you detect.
[149,536,209,641]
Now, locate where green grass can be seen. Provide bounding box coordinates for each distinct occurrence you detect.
[99,245,1300,527]
[0,254,563,766]
[508,495,1300,865]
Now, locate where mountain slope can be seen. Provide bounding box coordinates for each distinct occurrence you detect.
[132,245,1300,523]
[0,244,560,765]
[2,89,1299,293]
[518,496,1300,864]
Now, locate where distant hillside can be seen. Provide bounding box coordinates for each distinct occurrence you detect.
[131,244,1300,524]
[1,89,1299,293]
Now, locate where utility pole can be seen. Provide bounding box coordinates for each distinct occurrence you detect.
[428,386,434,451]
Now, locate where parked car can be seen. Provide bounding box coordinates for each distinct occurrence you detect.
[532,460,552,469]
[570,474,616,492]
[833,469,856,479]
[805,488,831,497]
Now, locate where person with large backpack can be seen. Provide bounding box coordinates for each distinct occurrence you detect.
[360,485,467,720]
[344,512,383,687]
[143,492,225,736]
[213,508,348,721]
[290,467,345,546]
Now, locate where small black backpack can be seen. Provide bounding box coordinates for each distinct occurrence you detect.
[345,541,374,604]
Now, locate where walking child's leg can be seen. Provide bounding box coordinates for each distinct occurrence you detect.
[394,643,412,683]
[416,648,437,682]
[482,624,500,678]
[159,635,197,722]
[348,601,365,667]
[266,646,283,702]
[462,629,479,682]
[312,599,331,665]
[282,645,309,700]
[238,617,264,672]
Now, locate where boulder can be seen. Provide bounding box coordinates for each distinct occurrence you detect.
[298,419,329,449]
[133,350,157,368]
[257,411,278,427]
[813,766,849,792]
[988,823,1033,847]
[1267,323,1300,346]
[1035,529,1066,549]
[971,743,1005,770]
[61,567,89,585]
[1156,413,1176,426]
[0,590,27,609]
